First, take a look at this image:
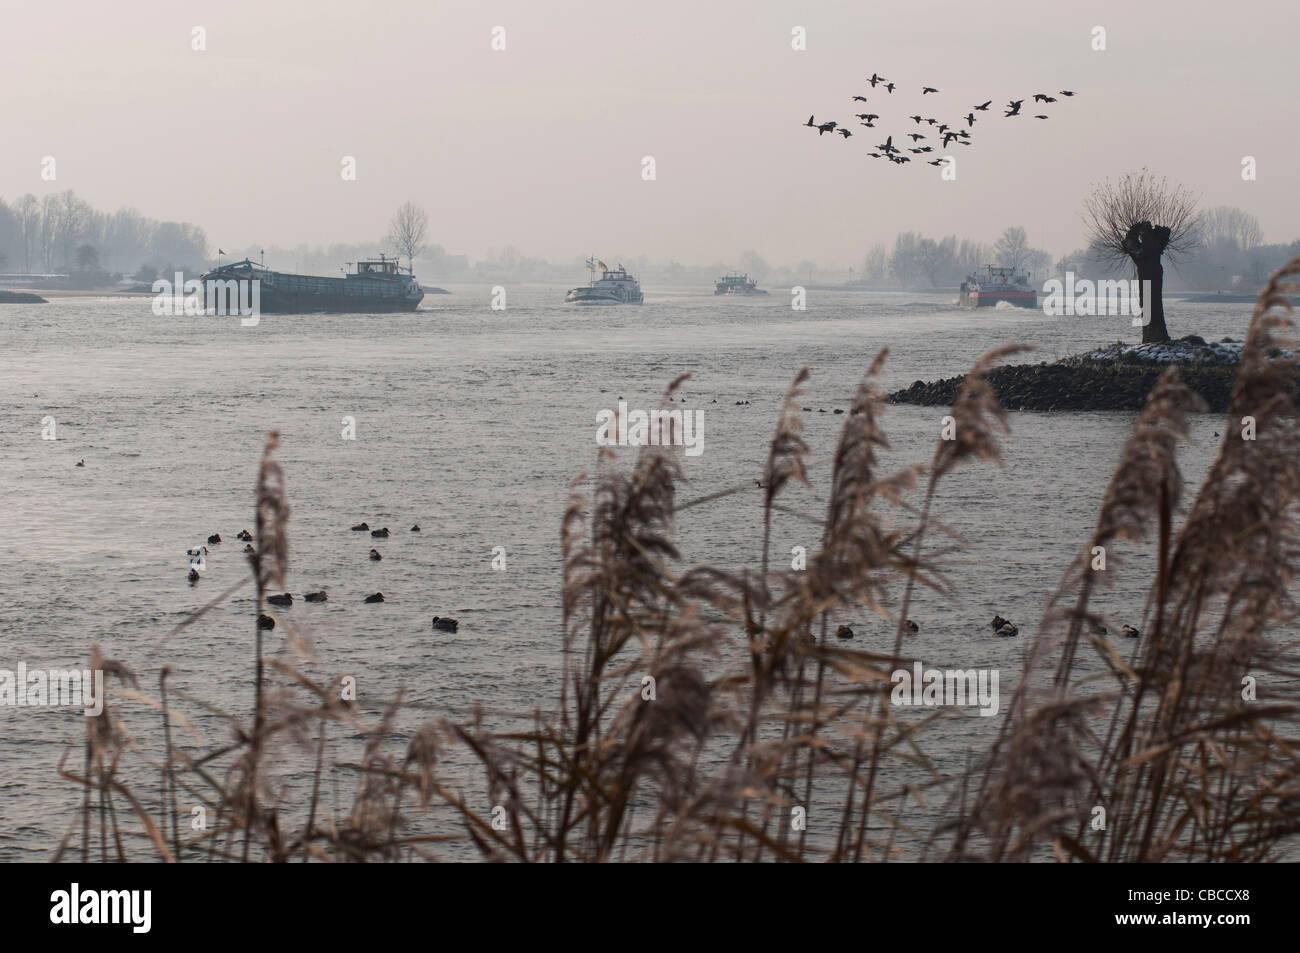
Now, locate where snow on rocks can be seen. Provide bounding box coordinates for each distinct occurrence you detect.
[1075,336,1267,367]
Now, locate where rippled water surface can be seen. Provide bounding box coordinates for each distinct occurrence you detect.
[0,288,1252,859]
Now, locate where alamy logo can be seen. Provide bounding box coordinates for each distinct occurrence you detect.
[152,272,261,326]
[50,884,151,933]
[890,661,999,716]
[595,401,704,456]
[0,663,104,716]
[1041,272,1151,325]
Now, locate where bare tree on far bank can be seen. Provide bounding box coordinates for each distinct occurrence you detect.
[388,201,428,273]
[994,226,1029,272]
[1084,170,1199,345]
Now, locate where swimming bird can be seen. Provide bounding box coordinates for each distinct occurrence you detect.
[76,459,85,467]
[369,549,382,561]
[371,527,389,538]
[258,614,276,630]
[188,568,199,584]
[243,544,255,554]
[410,524,420,532]
[351,522,369,531]
[997,622,1019,637]
[835,624,854,639]
[904,619,919,634]
[207,533,221,544]
[432,616,458,633]
[1005,99,1023,116]
[364,592,384,603]
[304,590,327,602]
[908,133,926,141]
[974,100,992,111]
[267,593,293,607]
[991,615,1008,630]
[921,86,938,94]
[236,530,252,541]
[1122,624,1140,639]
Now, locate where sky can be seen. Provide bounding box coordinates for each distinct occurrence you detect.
[2,0,1296,267]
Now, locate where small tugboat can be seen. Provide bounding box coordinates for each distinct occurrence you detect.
[565,258,644,305]
[959,265,1036,308]
[714,272,768,295]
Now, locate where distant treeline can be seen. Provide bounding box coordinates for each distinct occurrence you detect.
[0,192,208,286]
[861,209,1300,292]
[4,193,1294,294]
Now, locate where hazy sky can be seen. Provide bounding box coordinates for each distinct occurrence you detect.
[3,0,1296,267]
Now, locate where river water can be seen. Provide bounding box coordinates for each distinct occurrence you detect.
[0,288,1253,859]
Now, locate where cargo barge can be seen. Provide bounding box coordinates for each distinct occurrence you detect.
[714,272,768,295]
[200,254,423,313]
[565,259,643,305]
[959,265,1036,308]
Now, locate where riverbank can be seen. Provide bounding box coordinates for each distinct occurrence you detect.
[0,290,48,303]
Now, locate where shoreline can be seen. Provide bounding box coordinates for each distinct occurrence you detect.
[886,337,1287,413]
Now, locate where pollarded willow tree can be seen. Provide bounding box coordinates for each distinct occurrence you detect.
[1083,169,1199,344]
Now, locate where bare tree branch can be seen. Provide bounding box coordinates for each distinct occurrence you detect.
[1083,169,1200,266]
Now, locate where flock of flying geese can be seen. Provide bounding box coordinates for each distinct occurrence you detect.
[804,72,1076,166]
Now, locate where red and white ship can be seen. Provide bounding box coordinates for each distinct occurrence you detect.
[959,265,1036,308]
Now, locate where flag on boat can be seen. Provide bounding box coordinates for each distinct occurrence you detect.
[597,260,607,271]
[218,248,226,255]
[585,257,596,270]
